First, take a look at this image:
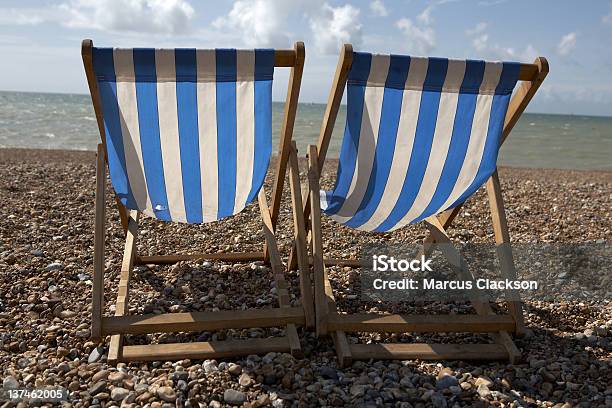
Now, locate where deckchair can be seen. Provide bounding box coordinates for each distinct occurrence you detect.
[81,39,314,362]
[291,45,548,366]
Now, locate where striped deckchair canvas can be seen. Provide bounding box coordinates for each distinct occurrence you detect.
[83,40,313,363]
[321,52,520,232]
[297,45,548,366]
[92,47,274,223]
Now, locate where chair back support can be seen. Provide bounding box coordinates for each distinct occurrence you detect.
[322,52,520,232]
[92,47,275,223]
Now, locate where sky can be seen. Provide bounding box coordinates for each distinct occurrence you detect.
[0,0,611,116]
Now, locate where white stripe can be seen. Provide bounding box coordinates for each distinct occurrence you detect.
[389,59,467,231]
[233,50,256,213]
[155,49,186,223]
[331,55,390,222]
[113,49,151,212]
[358,57,429,231]
[435,62,503,213]
[196,50,219,222]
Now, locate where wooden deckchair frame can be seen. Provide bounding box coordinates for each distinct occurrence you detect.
[83,39,314,362]
[290,44,548,366]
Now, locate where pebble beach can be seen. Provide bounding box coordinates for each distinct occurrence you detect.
[0,148,610,408]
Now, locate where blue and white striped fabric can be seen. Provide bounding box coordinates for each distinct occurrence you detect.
[321,52,520,232]
[92,47,274,223]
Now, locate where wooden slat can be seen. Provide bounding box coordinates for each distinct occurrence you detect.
[288,142,315,329]
[328,313,516,333]
[121,337,291,362]
[332,331,352,368]
[269,41,305,229]
[308,145,330,336]
[108,210,139,363]
[91,144,106,341]
[102,307,305,335]
[349,343,508,361]
[257,190,302,357]
[273,50,297,67]
[486,170,526,337]
[136,251,265,265]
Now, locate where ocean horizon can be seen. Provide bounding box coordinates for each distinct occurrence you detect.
[1,90,610,171]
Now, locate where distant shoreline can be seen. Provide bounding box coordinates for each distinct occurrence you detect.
[1,89,612,119]
[1,147,611,178]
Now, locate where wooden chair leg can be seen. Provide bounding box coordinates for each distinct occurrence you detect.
[486,170,526,337]
[92,144,106,342]
[307,145,330,337]
[288,142,315,329]
[108,210,139,364]
[258,191,302,357]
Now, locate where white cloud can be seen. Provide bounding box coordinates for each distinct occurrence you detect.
[465,22,538,61]
[557,32,577,56]
[603,3,612,24]
[212,0,292,47]
[309,3,362,54]
[417,6,434,25]
[60,0,195,35]
[396,18,435,55]
[370,0,388,17]
[0,0,196,35]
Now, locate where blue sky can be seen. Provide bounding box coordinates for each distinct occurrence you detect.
[1,0,611,116]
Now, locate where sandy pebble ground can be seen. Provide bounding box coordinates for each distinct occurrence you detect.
[0,148,610,408]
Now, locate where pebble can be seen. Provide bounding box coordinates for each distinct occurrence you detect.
[3,376,19,389]
[224,389,246,405]
[88,346,104,363]
[239,372,252,387]
[111,387,129,401]
[88,381,107,396]
[228,363,242,376]
[45,262,63,271]
[156,386,177,402]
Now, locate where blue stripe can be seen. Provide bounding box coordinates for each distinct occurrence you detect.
[345,55,410,228]
[447,61,520,209]
[175,49,203,223]
[247,49,274,204]
[133,49,171,221]
[413,60,486,223]
[374,58,449,232]
[92,48,137,209]
[324,52,372,214]
[216,49,238,219]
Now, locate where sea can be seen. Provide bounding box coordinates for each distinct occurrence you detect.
[0,90,610,171]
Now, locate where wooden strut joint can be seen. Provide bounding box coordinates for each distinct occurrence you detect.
[107,210,139,363]
[287,141,315,329]
[258,190,302,357]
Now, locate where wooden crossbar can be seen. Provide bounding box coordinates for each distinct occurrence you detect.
[102,307,305,335]
[121,337,291,362]
[136,252,265,265]
[349,343,509,361]
[327,313,516,333]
